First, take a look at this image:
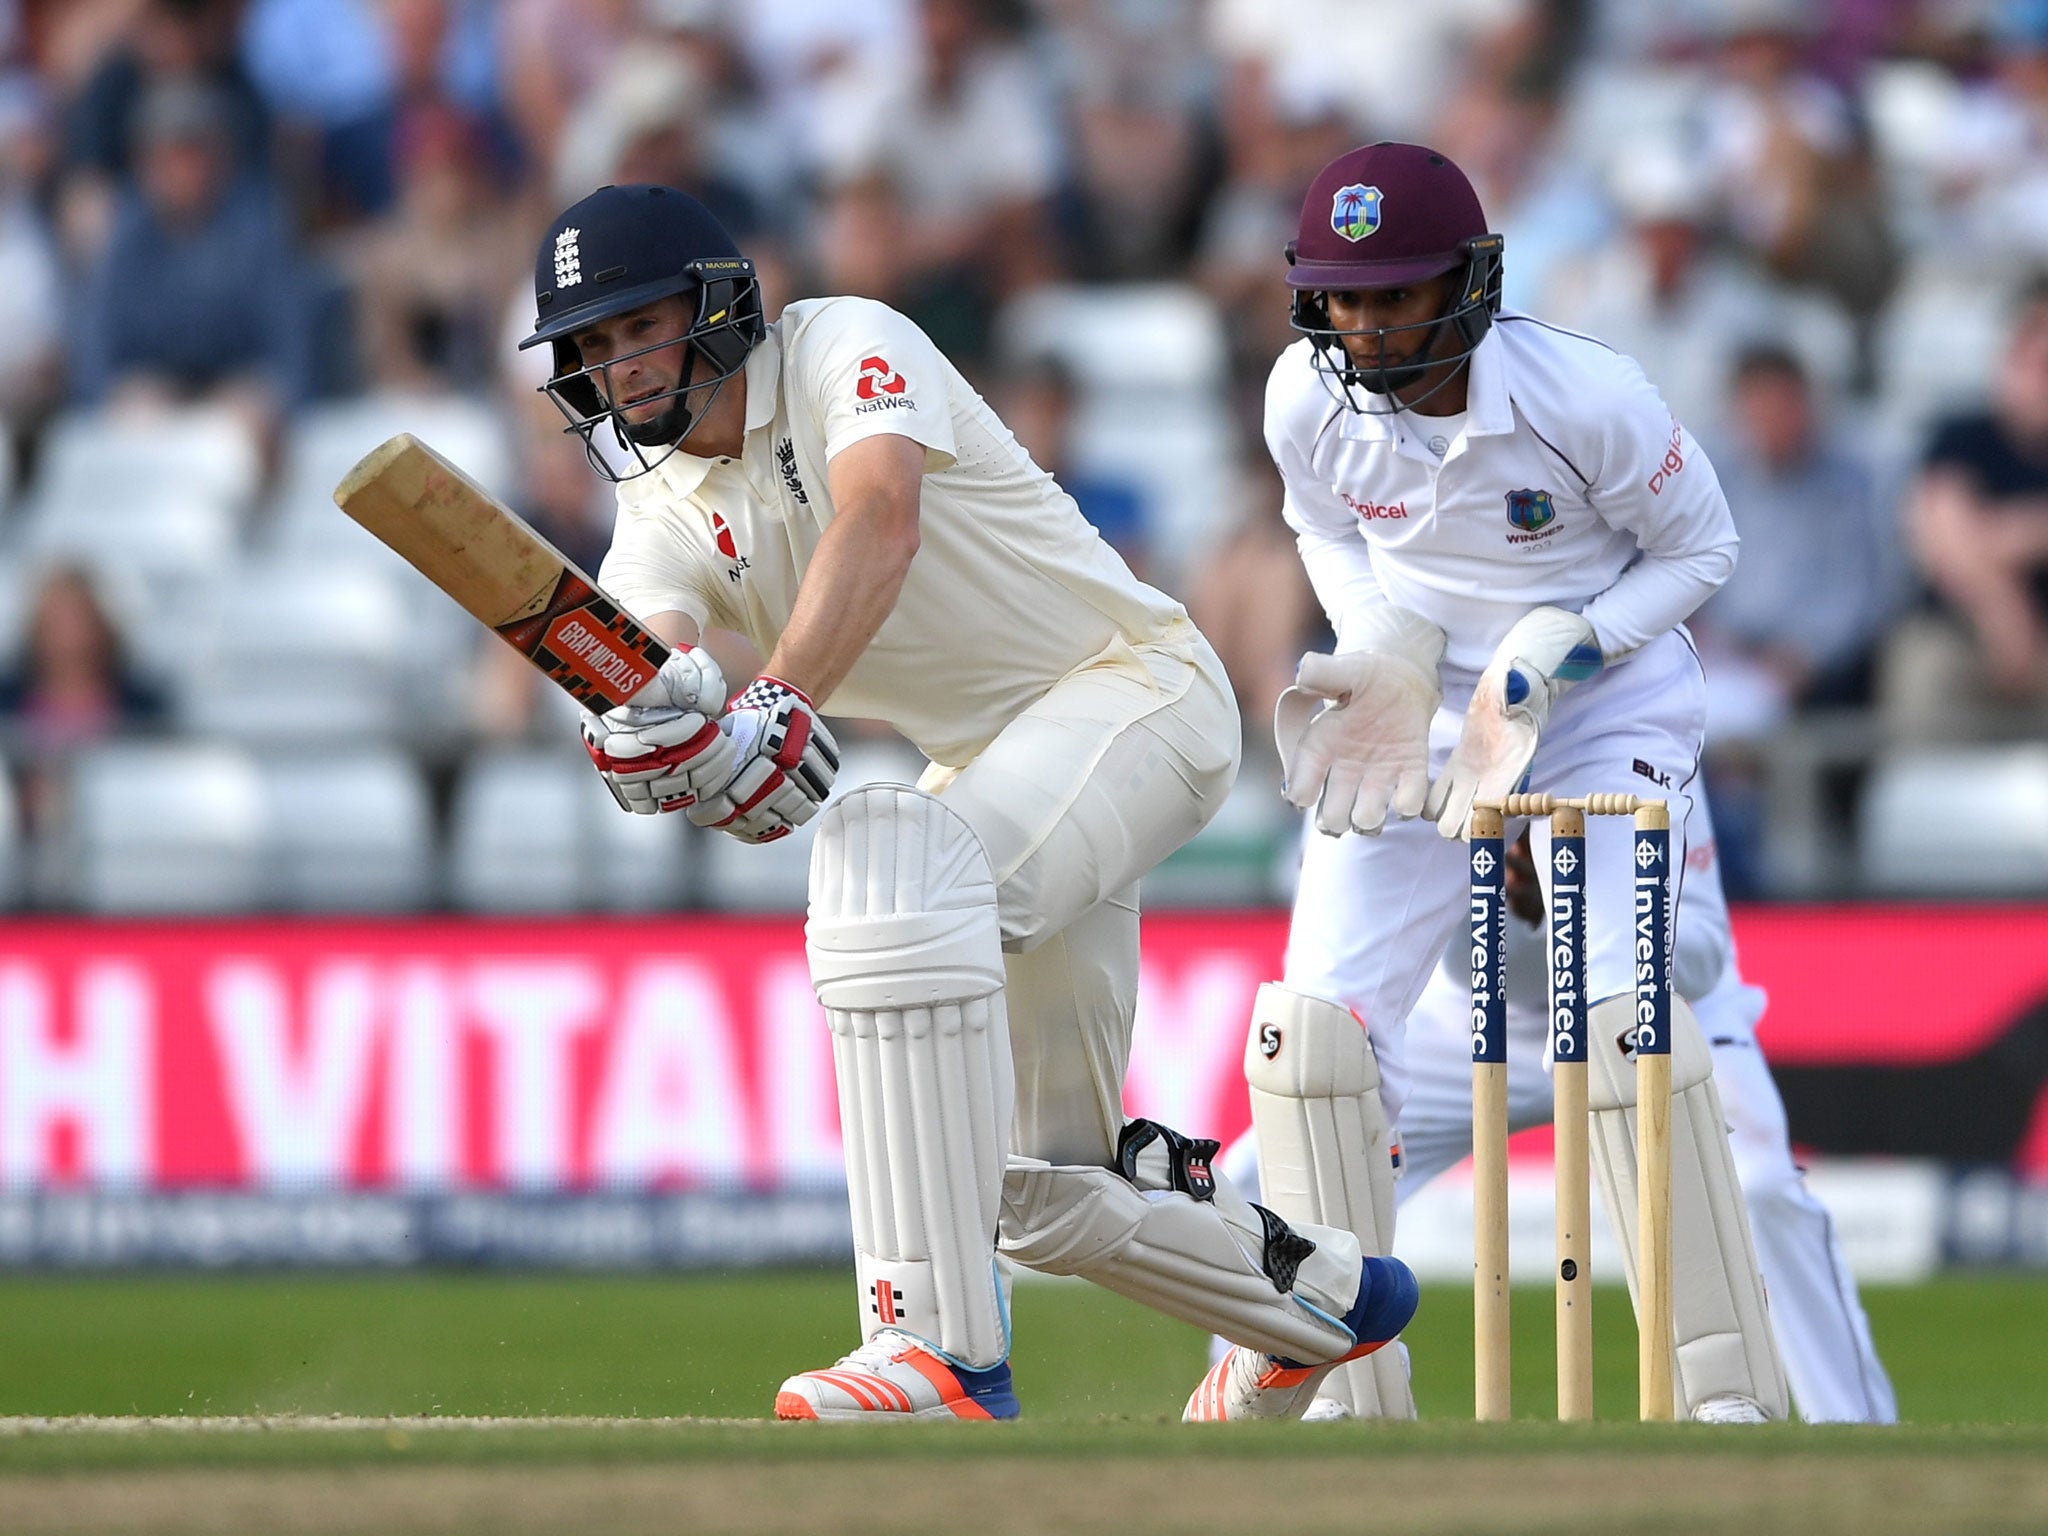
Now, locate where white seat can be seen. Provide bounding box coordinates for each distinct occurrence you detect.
[998,283,1229,392]
[269,393,515,559]
[18,495,239,616]
[1860,745,2048,894]
[67,741,269,912]
[176,558,430,743]
[448,744,693,911]
[27,407,261,525]
[261,750,435,911]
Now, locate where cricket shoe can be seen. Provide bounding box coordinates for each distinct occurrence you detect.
[1692,1393,1771,1424]
[1183,1254,1420,1423]
[774,1329,1020,1422]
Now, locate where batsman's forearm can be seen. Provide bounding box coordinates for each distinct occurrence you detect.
[764,497,920,703]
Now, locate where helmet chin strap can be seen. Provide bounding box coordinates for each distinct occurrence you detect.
[1320,314,1472,418]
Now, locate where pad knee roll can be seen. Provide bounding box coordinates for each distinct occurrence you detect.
[1586,994,1790,1419]
[1244,984,1413,1417]
[808,784,1012,1366]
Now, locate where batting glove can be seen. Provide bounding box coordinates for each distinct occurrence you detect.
[688,676,841,844]
[581,646,735,815]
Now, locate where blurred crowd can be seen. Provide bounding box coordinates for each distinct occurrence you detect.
[1,0,2047,908]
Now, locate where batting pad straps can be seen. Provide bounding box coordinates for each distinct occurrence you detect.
[806,785,1013,1370]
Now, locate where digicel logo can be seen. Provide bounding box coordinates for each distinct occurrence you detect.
[856,356,907,400]
[1341,491,1408,521]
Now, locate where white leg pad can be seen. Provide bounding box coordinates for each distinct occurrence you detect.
[1000,1121,1365,1363]
[807,784,1012,1368]
[1587,994,1790,1419]
[1245,983,1415,1418]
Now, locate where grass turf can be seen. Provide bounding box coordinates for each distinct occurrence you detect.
[0,1273,2042,1535]
[0,1270,2039,1426]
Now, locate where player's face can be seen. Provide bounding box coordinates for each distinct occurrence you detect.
[1324,276,1454,372]
[572,295,697,425]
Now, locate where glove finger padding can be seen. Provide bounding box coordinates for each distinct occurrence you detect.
[689,676,841,842]
[1278,650,1440,835]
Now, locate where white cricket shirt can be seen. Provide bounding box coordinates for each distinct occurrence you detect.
[1265,313,1739,675]
[599,296,1190,767]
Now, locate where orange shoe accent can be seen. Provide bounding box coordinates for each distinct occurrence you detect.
[899,1346,996,1420]
[775,1391,818,1420]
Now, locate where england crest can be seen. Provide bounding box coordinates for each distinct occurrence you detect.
[1505,488,1557,532]
[1331,183,1382,242]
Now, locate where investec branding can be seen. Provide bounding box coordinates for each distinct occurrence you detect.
[1468,887,1502,1059]
[1632,846,1663,1048]
[1548,884,1580,1057]
[548,614,652,696]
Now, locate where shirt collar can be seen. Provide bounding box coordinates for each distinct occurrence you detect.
[615,322,784,508]
[1333,323,1512,446]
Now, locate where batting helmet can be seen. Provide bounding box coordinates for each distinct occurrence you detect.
[521,183,765,478]
[1285,143,1504,412]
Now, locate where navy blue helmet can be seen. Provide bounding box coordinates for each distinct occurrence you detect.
[520,184,765,479]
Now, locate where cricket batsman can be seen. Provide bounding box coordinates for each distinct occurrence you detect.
[520,183,1418,1422]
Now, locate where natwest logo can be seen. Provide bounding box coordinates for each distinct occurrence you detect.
[1341,490,1408,522]
[855,356,907,401]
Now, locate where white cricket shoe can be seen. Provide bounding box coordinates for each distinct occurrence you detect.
[1301,1396,1354,1423]
[1692,1393,1771,1424]
[774,1329,1019,1422]
[1184,1255,1419,1423]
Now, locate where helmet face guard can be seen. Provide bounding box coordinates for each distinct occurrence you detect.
[1289,233,1504,416]
[540,257,763,483]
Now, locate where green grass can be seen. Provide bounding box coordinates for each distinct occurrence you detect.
[0,1270,2038,1427]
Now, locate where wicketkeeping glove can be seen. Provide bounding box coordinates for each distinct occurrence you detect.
[687,676,841,844]
[581,646,735,815]
[1424,606,1605,840]
[1273,606,1445,837]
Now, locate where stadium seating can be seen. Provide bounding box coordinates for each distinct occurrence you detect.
[1859,744,2048,894]
[66,741,270,913]
[260,749,435,911]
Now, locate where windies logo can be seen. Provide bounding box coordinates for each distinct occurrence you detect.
[1506,487,1557,532]
[1331,183,1383,242]
[855,355,908,402]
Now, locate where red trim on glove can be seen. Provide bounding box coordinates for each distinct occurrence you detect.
[774,709,812,770]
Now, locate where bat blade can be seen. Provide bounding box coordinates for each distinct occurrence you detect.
[334,433,670,713]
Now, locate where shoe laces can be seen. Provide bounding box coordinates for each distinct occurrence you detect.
[837,1330,920,1373]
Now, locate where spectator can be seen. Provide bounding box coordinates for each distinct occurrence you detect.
[1926,0,2048,272]
[59,0,269,259]
[0,562,170,833]
[1693,344,1905,892]
[71,78,311,432]
[1691,0,1897,359]
[808,0,1062,358]
[348,100,520,394]
[241,0,502,224]
[1885,278,2048,738]
[1038,0,1215,280]
[1540,138,1854,440]
[0,79,62,461]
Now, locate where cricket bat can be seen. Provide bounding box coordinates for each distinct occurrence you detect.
[333,433,670,711]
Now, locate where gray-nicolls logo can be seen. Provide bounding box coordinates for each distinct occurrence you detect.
[775,438,808,504]
[553,227,582,288]
[1258,1023,1282,1059]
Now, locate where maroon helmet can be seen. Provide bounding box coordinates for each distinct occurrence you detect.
[1284,142,1504,411]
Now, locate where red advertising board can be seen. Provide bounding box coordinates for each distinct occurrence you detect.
[2,906,2045,1193]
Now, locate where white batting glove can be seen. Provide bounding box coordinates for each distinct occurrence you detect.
[688,676,840,844]
[1273,606,1445,837]
[1424,606,1605,840]
[580,646,735,815]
